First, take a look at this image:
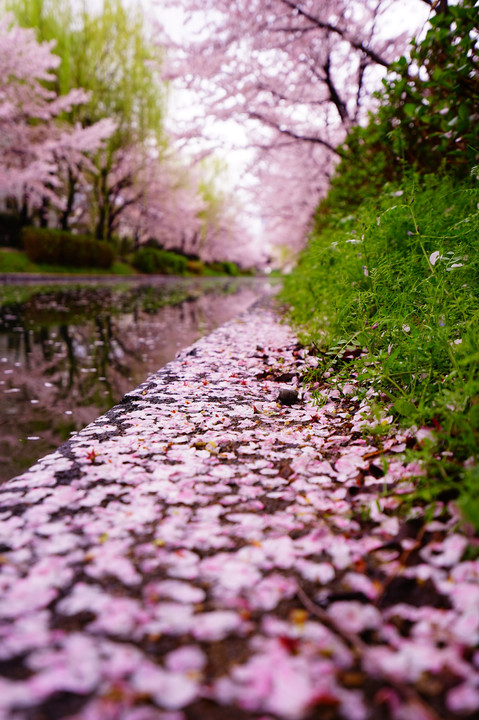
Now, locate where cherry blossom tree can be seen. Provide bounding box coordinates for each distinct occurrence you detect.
[155,0,433,259]
[3,0,165,239]
[119,153,206,252]
[115,148,254,265]
[0,14,115,226]
[85,145,200,248]
[1,0,261,262]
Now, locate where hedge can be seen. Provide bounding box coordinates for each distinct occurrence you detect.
[22,227,115,269]
[132,247,187,275]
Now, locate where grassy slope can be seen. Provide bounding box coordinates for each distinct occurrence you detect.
[281,172,479,529]
[0,248,134,275]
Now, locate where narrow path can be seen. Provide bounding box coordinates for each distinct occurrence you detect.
[0,299,478,720]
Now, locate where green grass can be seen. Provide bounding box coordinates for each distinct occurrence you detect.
[0,248,137,275]
[282,172,479,529]
[0,248,33,272]
[0,248,247,277]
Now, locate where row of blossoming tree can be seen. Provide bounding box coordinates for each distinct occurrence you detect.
[155,0,451,265]
[0,0,250,264]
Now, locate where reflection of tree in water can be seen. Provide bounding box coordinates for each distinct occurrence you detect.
[37,326,53,363]
[0,287,151,407]
[0,286,216,414]
[58,324,76,390]
[39,315,143,406]
[0,280,267,481]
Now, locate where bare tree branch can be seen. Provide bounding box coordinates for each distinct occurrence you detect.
[248,111,344,156]
[278,0,390,67]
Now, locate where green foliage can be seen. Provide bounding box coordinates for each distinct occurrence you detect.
[110,261,136,276]
[5,0,165,142]
[132,247,187,275]
[319,0,479,218]
[186,259,206,275]
[22,227,115,269]
[206,260,240,276]
[4,0,167,241]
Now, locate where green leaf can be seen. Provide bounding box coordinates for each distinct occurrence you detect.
[393,397,416,417]
[403,103,417,118]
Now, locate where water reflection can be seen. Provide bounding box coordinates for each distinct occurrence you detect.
[0,278,271,482]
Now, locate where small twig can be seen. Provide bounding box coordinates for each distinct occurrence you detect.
[362,448,388,461]
[296,584,444,720]
[296,585,366,657]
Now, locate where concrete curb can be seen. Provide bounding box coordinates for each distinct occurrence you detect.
[0,300,478,720]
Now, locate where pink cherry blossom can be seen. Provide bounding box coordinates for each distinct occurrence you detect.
[192,611,243,641]
[164,646,206,673]
[131,661,198,710]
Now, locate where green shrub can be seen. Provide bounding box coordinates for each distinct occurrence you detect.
[132,247,187,275]
[21,227,115,269]
[319,0,479,219]
[144,238,161,250]
[282,0,479,528]
[207,260,240,276]
[186,259,206,275]
[0,248,31,272]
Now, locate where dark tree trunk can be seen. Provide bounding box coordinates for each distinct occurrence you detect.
[39,198,48,228]
[60,169,76,231]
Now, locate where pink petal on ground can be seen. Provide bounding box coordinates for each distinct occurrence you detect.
[0,610,51,660]
[0,582,58,619]
[261,536,296,568]
[28,633,99,696]
[447,682,479,714]
[149,580,206,604]
[158,672,199,710]
[327,601,381,634]
[420,534,468,567]
[192,611,242,641]
[86,548,142,586]
[146,603,195,636]
[89,596,145,636]
[101,641,142,679]
[250,574,297,611]
[266,660,315,719]
[165,646,207,673]
[342,573,380,600]
[447,582,479,613]
[132,662,198,710]
[123,709,183,720]
[449,611,479,646]
[0,677,36,710]
[217,646,317,720]
[296,559,335,584]
[335,453,366,478]
[328,538,352,570]
[364,641,445,682]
